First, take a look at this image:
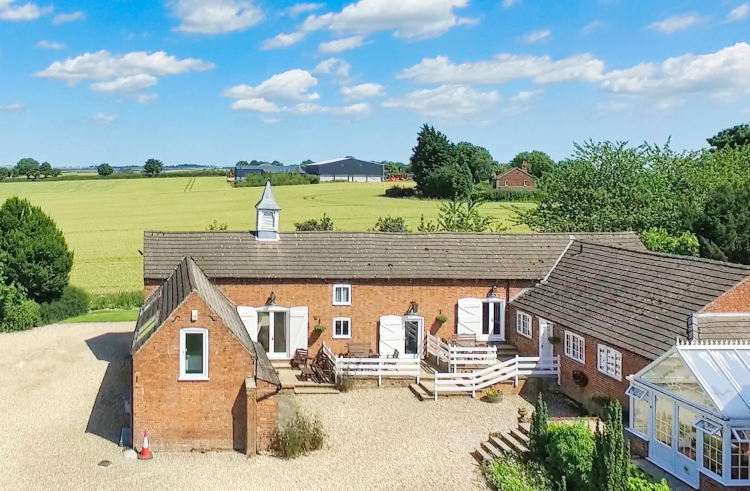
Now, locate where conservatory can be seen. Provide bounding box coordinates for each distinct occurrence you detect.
[627,340,750,490]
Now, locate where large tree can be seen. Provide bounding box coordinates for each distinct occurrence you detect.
[16,158,40,179]
[144,158,164,176]
[510,150,555,178]
[707,124,750,151]
[693,180,750,264]
[0,197,73,303]
[39,162,53,178]
[97,163,114,176]
[455,142,495,183]
[409,124,456,197]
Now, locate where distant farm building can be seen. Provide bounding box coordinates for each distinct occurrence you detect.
[494,164,537,190]
[302,157,384,182]
[234,164,300,181]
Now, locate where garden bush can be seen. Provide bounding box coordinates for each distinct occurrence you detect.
[384,185,416,198]
[372,216,410,232]
[628,469,671,491]
[334,375,354,392]
[295,214,334,231]
[472,188,542,203]
[545,421,595,491]
[234,172,318,187]
[482,454,551,491]
[274,409,325,459]
[39,285,89,324]
[88,290,144,310]
[0,284,41,332]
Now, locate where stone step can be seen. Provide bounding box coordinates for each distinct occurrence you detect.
[408,383,430,401]
[518,422,531,435]
[489,435,512,453]
[481,440,504,459]
[293,386,339,395]
[474,445,493,463]
[501,431,529,454]
[510,428,530,445]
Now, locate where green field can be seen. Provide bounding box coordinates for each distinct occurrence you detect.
[0,177,533,294]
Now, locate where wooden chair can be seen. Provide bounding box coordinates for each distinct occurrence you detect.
[346,342,371,358]
[290,348,310,369]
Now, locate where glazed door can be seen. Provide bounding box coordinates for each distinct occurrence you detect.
[258,309,289,359]
[403,316,424,359]
[649,397,699,488]
[538,318,553,359]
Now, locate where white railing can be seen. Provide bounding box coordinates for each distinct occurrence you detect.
[432,355,560,401]
[425,332,498,371]
[322,342,421,386]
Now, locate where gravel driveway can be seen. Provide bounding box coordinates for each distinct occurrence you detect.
[0,322,535,490]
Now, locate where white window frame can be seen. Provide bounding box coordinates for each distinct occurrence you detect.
[597,344,622,380]
[179,328,209,381]
[564,330,585,364]
[516,311,532,339]
[332,317,351,339]
[332,284,352,306]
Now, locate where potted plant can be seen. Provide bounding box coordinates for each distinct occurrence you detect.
[483,388,502,403]
[548,335,561,344]
[436,313,448,324]
[517,407,528,423]
[314,324,326,333]
[572,370,589,388]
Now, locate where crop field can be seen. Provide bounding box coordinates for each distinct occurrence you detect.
[0,177,533,294]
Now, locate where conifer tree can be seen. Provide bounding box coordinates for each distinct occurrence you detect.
[528,392,549,463]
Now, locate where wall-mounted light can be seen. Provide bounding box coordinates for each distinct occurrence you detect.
[191,310,198,322]
[487,285,498,298]
[406,301,419,316]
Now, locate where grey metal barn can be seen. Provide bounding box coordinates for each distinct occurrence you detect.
[302,157,384,182]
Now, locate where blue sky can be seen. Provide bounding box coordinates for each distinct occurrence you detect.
[0,0,748,167]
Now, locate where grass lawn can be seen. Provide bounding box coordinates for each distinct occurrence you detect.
[0,177,534,294]
[62,309,139,323]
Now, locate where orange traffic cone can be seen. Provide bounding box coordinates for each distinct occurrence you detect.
[138,431,153,460]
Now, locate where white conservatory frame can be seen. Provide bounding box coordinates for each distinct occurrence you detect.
[627,340,750,489]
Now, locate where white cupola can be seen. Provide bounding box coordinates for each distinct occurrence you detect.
[255,181,281,241]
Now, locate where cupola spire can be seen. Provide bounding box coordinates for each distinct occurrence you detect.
[255,181,280,241]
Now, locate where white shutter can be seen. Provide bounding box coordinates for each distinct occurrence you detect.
[598,345,607,372]
[237,306,258,342]
[289,306,309,353]
[457,298,482,336]
[379,315,404,357]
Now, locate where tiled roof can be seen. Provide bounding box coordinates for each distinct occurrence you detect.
[143,231,646,282]
[132,256,279,386]
[511,241,750,360]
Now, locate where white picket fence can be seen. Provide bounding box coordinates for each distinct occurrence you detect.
[425,332,498,372]
[321,342,421,386]
[432,355,560,401]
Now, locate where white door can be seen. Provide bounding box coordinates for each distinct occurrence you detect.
[457,298,482,339]
[289,307,309,355]
[258,309,289,360]
[485,299,506,342]
[237,306,258,342]
[538,318,553,359]
[379,315,404,358]
[403,316,424,359]
[649,398,700,488]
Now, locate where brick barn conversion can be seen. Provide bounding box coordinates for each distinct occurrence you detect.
[493,164,536,190]
[133,182,750,489]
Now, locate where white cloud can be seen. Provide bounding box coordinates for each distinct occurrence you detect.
[580,19,603,34]
[727,3,749,22]
[136,93,158,104]
[92,113,117,125]
[398,53,605,85]
[231,97,281,112]
[90,74,158,93]
[36,50,214,96]
[319,35,365,53]
[279,0,471,45]
[522,28,550,44]
[170,0,262,34]
[502,0,520,8]
[312,57,351,78]
[287,2,322,17]
[383,84,499,118]
[223,69,319,102]
[0,0,49,21]
[0,102,25,111]
[601,42,750,101]
[503,89,542,115]
[261,116,281,123]
[341,83,385,101]
[647,12,705,34]
[261,31,305,49]
[36,40,64,50]
[287,101,372,119]
[53,11,85,24]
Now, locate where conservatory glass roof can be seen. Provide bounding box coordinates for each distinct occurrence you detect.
[635,342,750,420]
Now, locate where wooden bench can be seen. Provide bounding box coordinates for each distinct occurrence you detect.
[346,342,372,358]
[290,348,310,369]
[452,334,478,347]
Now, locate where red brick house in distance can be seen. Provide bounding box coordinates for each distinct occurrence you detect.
[494,163,536,190]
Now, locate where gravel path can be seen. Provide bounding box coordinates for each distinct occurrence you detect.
[0,322,535,490]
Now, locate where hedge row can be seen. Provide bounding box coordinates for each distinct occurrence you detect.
[471,188,542,202]
[234,173,319,187]
[0,168,228,183]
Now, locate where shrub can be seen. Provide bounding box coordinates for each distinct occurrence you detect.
[207,219,228,231]
[295,214,334,231]
[640,228,699,256]
[529,392,549,462]
[482,454,551,491]
[274,409,325,459]
[335,375,354,392]
[384,185,416,198]
[0,284,41,332]
[0,197,73,303]
[372,216,410,232]
[97,163,114,176]
[88,290,144,310]
[234,172,318,187]
[546,421,595,491]
[472,188,542,203]
[628,468,671,491]
[39,285,89,324]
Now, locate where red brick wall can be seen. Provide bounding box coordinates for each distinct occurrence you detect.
[255,379,278,451]
[132,291,278,452]
[507,305,651,409]
[703,277,750,313]
[146,279,532,356]
[495,168,537,189]
[700,474,750,491]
